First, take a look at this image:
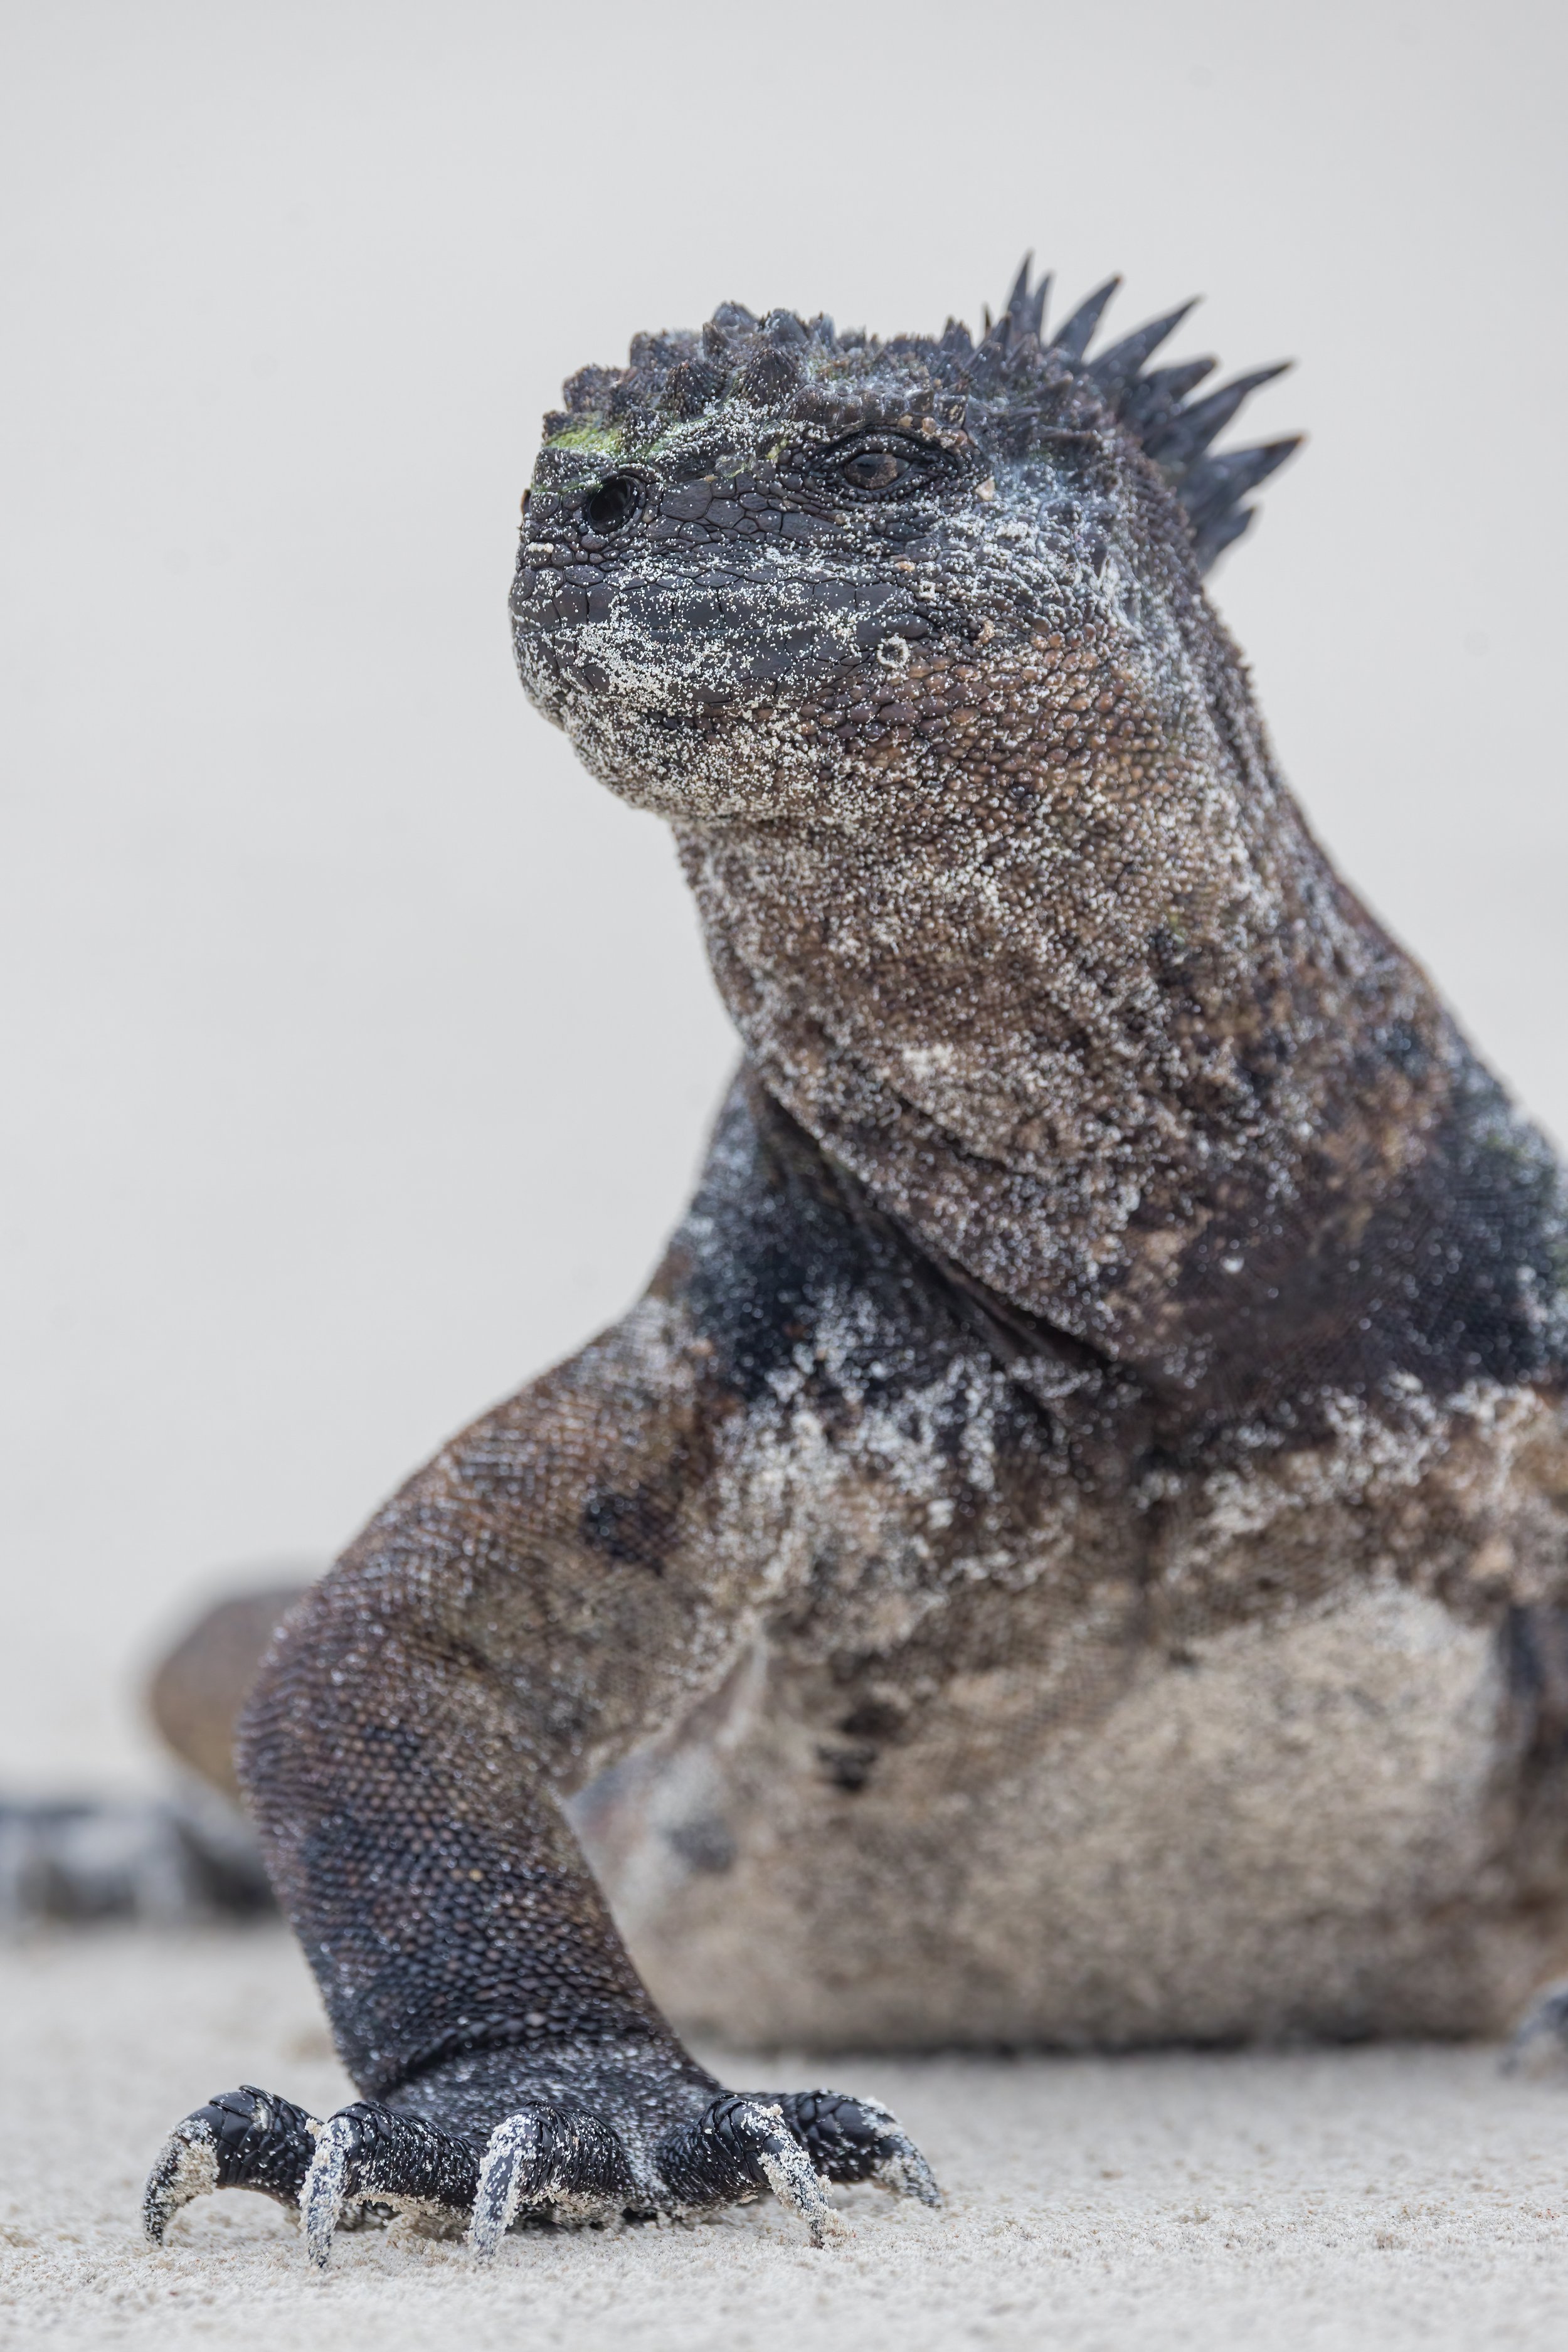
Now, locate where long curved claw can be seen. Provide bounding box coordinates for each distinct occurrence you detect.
[143,2116,219,2243]
[781,2090,942,2208]
[469,2109,547,2260]
[300,2101,480,2269]
[750,2116,847,2247]
[469,2101,633,2262]
[870,2126,942,2206]
[657,2094,849,2248]
[300,2112,352,2267]
[143,2085,320,2243]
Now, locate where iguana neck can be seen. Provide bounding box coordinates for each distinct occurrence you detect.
[674,702,1451,1397]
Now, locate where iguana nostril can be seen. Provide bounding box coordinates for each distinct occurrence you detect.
[583,474,641,534]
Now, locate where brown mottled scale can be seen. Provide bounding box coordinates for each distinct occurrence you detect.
[220,268,1568,2204]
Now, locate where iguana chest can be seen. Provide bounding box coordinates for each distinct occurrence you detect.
[570,1363,1568,2049]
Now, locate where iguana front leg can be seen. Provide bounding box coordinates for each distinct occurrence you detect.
[144,1296,936,2259]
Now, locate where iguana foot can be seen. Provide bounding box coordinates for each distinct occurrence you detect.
[466,2082,940,2262]
[145,2066,938,2262]
[467,2089,847,2259]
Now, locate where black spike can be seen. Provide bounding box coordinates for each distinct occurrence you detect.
[1178,437,1301,534]
[1192,505,1255,574]
[731,339,805,405]
[1140,358,1218,407]
[1147,364,1291,473]
[1002,255,1049,343]
[659,357,723,419]
[1089,300,1199,400]
[1116,358,1218,444]
[1049,277,1120,364]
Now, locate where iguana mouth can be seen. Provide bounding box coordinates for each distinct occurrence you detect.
[511,548,932,718]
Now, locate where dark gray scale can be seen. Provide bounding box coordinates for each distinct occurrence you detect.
[981,257,1301,571]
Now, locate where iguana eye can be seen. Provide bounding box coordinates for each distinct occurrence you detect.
[840,450,909,492]
[583,475,641,534]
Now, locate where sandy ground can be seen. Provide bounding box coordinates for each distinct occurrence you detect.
[3,1928,1568,2350]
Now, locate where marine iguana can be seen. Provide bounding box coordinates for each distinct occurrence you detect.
[144,260,1568,2264]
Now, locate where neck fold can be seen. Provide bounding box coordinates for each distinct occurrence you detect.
[675,709,1451,1400]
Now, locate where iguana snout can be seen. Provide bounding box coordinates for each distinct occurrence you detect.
[512,541,929,712]
[509,416,982,820]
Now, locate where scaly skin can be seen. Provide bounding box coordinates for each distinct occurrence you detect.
[146,262,1568,2263]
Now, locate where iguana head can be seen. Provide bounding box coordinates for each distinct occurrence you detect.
[510,269,1566,1411]
[511,261,1296,827]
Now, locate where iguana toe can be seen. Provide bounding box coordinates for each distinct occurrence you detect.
[299,2102,480,2265]
[142,2084,321,2243]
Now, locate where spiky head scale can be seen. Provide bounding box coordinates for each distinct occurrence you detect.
[541,262,1298,574]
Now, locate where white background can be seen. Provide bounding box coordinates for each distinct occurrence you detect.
[3,0,1563,1789]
